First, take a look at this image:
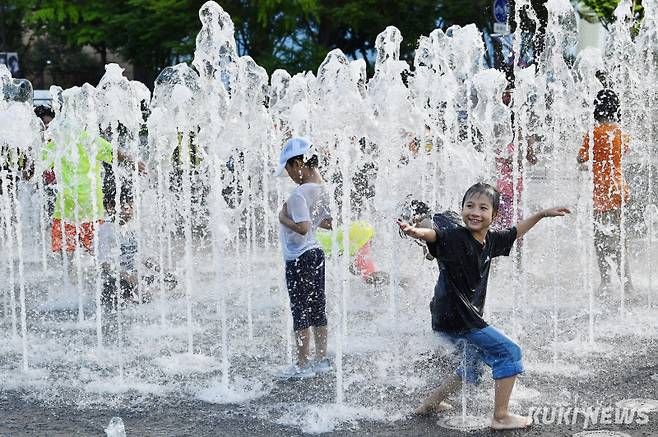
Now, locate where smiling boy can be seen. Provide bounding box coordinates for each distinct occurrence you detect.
[398,182,570,430]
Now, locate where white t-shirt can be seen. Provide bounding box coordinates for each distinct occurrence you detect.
[97,217,138,273]
[279,183,331,261]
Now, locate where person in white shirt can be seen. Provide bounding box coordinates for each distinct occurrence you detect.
[274,137,332,380]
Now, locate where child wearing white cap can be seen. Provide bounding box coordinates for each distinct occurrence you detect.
[274,137,333,380]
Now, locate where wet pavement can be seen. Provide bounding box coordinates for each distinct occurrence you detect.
[1,241,656,436]
[1,334,656,436]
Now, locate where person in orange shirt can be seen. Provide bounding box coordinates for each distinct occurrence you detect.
[577,89,634,296]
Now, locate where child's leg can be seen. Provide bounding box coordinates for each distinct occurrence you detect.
[285,249,324,368]
[416,337,482,415]
[51,219,62,253]
[415,374,460,415]
[609,209,634,292]
[611,233,634,292]
[64,222,78,253]
[621,240,634,293]
[51,219,76,254]
[120,274,138,302]
[295,328,312,366]
[491,375,531,429]
[494,375,516,416]
[100,267,116,308]
[312,326,327,360]
[79,220,98,253]
[464,326,531,429]
[307,249,328,361]
[593,211,612,287]
[285,277,311,366]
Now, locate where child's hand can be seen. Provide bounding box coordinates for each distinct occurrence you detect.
[278,203,288,224]
[397,219,422,239]
[138,161,148,174]
[542,207,571,218]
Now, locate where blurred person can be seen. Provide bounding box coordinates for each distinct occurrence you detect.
[41,132,113,254]
[577,89,634,297]
[0,145,34,195]
[494,88,538,230]
[41,129,144,255]
[317,221,389,286]
[169,129,210,238]
[35,105,57,217]
[0,81,38,194]
[98,184,176,307]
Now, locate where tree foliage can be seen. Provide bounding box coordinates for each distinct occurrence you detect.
[26,1,110,58]
[439,0,495,33]
[25,1,208,84]
[579,0,644,29]
[20,0,446,84]
[5,0,525,87]
[0,0,31,52]
[309,0,441,71]
[225,0,442,75]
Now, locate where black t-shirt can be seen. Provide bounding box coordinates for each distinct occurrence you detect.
[427,225,517,332]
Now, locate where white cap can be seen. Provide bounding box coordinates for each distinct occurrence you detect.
[273,137,315,177]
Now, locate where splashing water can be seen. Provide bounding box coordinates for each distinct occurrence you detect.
[104,417,126,437]
[0,1,656,434]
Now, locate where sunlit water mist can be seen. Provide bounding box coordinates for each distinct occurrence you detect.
[0,0,656,433]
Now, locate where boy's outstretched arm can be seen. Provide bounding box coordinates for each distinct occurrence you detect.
[515,207,571,239]
[397,219,438,242]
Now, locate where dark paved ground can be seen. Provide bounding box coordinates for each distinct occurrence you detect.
[1,341,656,437]
[1,254,656,436]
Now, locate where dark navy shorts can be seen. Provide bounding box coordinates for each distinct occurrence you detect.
[285,248,327,331]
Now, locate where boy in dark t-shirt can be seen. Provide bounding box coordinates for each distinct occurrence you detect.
[398,182,570,430]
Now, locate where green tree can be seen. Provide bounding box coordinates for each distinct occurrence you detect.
[0,0,103,87]
[0,0,31,53]
[26,1,112,63]
[308,0,441,72]
[439,0,494,32]
[227,0,442,75]
[219,0,319,74]
[578,0,644,29]
[1,0,35,79]
[102,1,207,84]
[25,0,444,83]
[26,1,209,84]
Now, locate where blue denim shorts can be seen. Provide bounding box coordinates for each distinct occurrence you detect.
[440,325,524,384]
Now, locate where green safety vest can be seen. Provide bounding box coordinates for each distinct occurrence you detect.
[41,132,113,223]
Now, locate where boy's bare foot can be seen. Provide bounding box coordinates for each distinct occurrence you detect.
[490,413,532,430]
[414,401,453,415]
